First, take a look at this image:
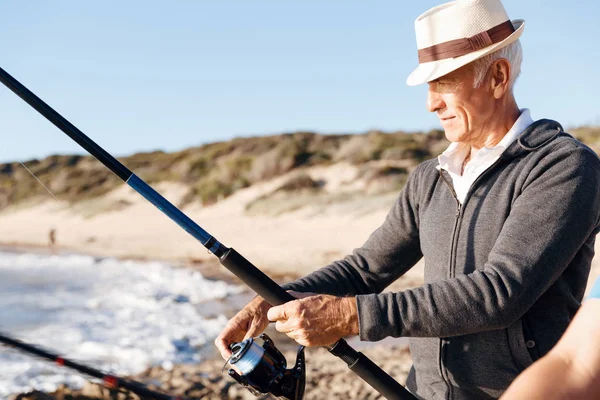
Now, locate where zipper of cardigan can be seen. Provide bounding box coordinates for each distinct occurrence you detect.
[438,170,461,399]
[438,170,461,216]
[461,155,507,208]
[439,170,462,280]
[440,155,508,281]
[437,157,507,399]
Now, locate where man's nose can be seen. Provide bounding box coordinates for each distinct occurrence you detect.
[427,87,445,113]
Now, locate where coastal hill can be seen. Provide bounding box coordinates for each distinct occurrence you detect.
[1,125,598,210]
[0,125,598,280]
[0,129,446,209]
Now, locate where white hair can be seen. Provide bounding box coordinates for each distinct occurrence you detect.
[471,40,523,90]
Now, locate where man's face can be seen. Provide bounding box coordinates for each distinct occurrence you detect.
[427,64,495,145]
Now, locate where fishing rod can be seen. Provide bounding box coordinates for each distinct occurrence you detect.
[0,331,182,400]
[0,66,416,400]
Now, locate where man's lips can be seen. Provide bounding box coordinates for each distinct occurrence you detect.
[440,116,455,123]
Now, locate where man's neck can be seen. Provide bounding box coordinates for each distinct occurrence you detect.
[470,102,521,151]
[462,101,521,174]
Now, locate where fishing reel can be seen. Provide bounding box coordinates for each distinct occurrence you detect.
[224,333,306,400]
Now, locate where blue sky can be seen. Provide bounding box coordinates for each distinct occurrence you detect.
[0,0,598,162]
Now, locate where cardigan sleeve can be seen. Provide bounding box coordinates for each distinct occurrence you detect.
[282,163,425,297]
[357,144,600,341]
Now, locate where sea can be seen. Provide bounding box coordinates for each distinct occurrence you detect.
[0,249,245,398]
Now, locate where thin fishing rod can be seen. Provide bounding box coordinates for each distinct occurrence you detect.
[0,332,182,400]
[0,66,416,400]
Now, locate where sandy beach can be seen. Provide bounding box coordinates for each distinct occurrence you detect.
[0,162,596,291]
[0,163,430,281]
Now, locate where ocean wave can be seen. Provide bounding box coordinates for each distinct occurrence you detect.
[0,251,242,397]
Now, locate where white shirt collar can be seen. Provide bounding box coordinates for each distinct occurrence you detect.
[437,108,534,173]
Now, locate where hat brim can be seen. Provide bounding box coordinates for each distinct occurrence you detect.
[406,19,525,86]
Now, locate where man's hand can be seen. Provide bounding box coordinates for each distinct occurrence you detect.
[214,291,312,360]
[214,295,271,360]
[267,294,359,347]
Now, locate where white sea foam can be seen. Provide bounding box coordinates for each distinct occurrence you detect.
[0,251,243,397]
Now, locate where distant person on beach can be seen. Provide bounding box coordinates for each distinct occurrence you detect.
[216,0,600,399]
[48,228,56,249]
[502,277,600,399]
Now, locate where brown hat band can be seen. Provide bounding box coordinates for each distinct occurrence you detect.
[418,20,516,63]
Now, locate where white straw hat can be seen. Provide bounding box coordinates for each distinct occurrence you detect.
[406,0,524,86]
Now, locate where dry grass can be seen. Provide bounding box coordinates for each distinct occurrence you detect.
[2,125,597,213]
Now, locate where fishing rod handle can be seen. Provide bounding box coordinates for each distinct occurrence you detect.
[219,248,416,400]
[329,339,415,400]
[219,248,294,305]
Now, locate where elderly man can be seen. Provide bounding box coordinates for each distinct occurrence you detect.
[216,0,600,398]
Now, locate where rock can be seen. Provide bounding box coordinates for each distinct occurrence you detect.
[12,391,54,400]
[80,381,106,398]
[12,343,412,400]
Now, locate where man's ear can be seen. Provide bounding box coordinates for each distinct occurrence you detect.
[490,59,511,99]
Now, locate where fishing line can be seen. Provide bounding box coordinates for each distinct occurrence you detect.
[228,340,265,375]
[19,161,59,200]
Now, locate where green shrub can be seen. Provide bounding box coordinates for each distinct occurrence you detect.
[276,173,321,192]
[1,125,597,212]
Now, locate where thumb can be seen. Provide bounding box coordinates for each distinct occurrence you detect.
[267,304,288,322]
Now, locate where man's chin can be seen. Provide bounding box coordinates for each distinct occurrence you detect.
[443,129,463,143]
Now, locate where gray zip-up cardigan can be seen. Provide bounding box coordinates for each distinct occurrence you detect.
[283,120,600,399]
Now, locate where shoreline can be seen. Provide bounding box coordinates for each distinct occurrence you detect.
[3,241,414,400]
[0,240,299,287]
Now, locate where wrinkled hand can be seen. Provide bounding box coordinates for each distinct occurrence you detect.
[214,295,271,360]
[267,294,359,347]
[214,291,312,360]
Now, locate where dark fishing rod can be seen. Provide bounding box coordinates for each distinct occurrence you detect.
[0,66,416,400]
[0,331,182,400]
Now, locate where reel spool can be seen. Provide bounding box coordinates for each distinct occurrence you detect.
[225,333,306,400]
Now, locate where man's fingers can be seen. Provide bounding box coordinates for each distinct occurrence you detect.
[267,304,289,322]
[215,335,233,360]
[243,321,264,341]
[215,296,273,361]
[219,347,232,360]
[215,318,247,360]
